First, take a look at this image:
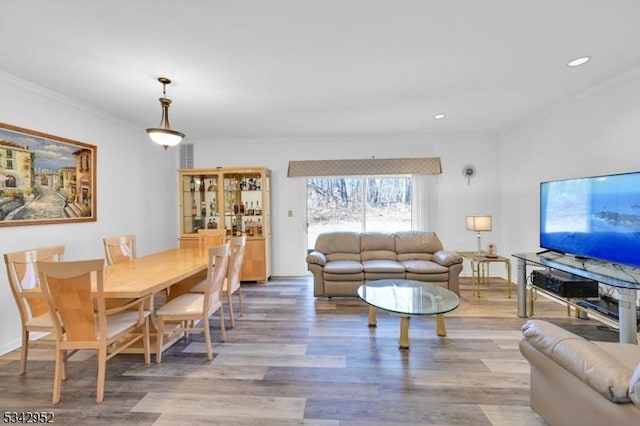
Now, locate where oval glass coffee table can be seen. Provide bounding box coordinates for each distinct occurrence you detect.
[357,279,460,349]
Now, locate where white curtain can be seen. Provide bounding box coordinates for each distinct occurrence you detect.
[412,174,439,232]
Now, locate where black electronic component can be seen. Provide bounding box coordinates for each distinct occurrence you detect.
[531,269,599,298]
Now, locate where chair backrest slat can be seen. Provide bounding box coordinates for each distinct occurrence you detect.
[197,229,226,256]
[204,244,229,309]
[103,235,137,265]
[4,246,65,322]
[37,259,105,343]
[227,236,247,291]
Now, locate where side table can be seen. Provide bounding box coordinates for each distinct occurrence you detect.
[458,251,512,298]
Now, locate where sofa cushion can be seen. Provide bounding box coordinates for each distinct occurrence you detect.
[361,233,397,261]
[522,320,633,403]
[362,259,405,273]
[401,260,449,274]
[395,231,442,261]
[630,363,640,406]
[315,232,362,262]
[323,260,363,274]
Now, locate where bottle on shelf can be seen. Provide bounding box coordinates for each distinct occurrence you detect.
[207,218,214,229]
[207,179,216,191]
[240,201,245,215]
[191,199,197,216]
[257,218,263,235]
[255,178,261,190]
[199,177,205,192]
[189,176,195,192]
[211,218,218,229]
[209,200,215,214]
[249,201,254,216]
[201,201,206,217]
[255,201,262,216]
[232,217,242,236]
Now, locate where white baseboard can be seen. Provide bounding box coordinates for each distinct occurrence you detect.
[0,338,20,356]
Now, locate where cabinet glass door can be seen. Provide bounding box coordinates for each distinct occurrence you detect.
[182,173,219,234]
[223,172,265,239]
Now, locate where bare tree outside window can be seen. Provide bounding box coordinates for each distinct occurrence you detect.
[307,177,412,249]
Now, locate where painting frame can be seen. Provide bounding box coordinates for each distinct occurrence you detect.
[0,122,97,227]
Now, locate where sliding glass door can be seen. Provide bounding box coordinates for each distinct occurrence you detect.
[306,176,412,249]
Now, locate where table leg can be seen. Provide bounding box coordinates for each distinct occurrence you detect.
[474,262,481,297]
[529,287,535,317]
[618,288,638,344]
[517,257,528,318]
[436,314,446,336]
[399,316,410,349]
[368,306,377,327]
[506,260,512,298]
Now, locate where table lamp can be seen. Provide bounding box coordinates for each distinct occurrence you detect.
[466,215,492,255]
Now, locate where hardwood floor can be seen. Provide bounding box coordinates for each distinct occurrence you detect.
[0,276,618,425]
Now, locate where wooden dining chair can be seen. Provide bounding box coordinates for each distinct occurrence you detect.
[102,234,137,265]
[37,258,151,404]
[102,234,148,304]
[155,244,230,363]
[3,245,65,375]
[191,235,246,328]
[197,228,226,256]
[222,236,247,328]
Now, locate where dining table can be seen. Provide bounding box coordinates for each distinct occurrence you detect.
[23,247,210,353]
[102,247,208,299]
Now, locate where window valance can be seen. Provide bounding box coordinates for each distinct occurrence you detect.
[287,157,442,177]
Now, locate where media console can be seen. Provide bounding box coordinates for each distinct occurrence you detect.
[512,252,640,344]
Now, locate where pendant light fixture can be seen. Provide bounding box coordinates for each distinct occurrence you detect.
[146,77,185,150]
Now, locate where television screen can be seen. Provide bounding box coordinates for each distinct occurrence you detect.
[540,171,640,268]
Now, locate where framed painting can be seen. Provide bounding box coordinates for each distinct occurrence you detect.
[0,122,97,227]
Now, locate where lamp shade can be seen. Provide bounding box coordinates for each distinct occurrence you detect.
[146,128,184,147]
[466,215,492,232]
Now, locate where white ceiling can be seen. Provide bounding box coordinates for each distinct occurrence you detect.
[2,1,640,143]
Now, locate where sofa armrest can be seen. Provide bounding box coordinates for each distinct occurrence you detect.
[306,250,327,267]
[432,250,462,267]
[522,319,633,403]
[631,364,640,407]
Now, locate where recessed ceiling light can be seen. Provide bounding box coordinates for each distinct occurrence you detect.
[567,56,591,67]
[433,113,446,120]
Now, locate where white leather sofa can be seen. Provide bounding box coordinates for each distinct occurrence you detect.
[306,231,463,297]
[519,319,640,426]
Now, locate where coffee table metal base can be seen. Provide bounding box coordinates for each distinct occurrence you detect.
[367,306,447,349]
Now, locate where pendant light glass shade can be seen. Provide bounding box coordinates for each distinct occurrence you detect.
[146,77,185,150]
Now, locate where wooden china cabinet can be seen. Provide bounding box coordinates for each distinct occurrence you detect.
[178,167,271,283]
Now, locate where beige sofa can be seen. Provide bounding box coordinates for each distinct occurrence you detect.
[306,231,463,297]
[519,319,640,426]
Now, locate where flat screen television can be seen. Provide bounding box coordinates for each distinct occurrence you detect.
[540,171,640,268]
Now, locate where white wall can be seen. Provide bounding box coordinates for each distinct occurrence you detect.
[193,132,501,276]
[499,67,640,258]
[0,74,179,355]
